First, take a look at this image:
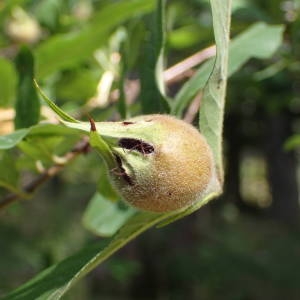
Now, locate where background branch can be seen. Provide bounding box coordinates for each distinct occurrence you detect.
[0,137,90,211]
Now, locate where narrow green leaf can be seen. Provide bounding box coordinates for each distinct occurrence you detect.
[28,123,81,137]
[14,46,40,129]
[89,123,116,169]
[36,0,155,78]
[0,58,17,107]
[171,22,285,116]
[34,80,79,123]
[140,0,170,114]
[82,193,136,237]
[253,59,287,81]
[200,0,232,179]
[0,124,81,151]
[0,129,29,150]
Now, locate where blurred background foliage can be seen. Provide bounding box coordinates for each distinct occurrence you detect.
[0,0,300,299]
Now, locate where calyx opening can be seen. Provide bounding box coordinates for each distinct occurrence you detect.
[113,154,134,186]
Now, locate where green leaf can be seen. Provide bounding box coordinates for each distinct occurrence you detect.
[199,0,232,179]
[89,122,116,169]
[36,0,155,78]
[139,0,170,114]
[28,124,82,137]
[14,46,40,129]
[171,22,285,116]
[0,58,17,107]
[0,124,79,150]
[34,80,79,123]
[0,129,30,150]
[82,193,136,237]
[253,59,287,81]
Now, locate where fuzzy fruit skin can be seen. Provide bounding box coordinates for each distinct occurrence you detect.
[110,114,214,213]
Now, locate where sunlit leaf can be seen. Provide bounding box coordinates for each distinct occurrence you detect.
[0,124,80,150]
[0,129,29,150]
[82,193,136,237]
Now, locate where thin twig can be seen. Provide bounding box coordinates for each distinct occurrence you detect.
[0,137,90,211]
[164,45,216,84]
[183,92,203,124]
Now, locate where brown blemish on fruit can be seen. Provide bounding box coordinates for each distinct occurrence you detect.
[118,138,154,155]
[122,121,135,125]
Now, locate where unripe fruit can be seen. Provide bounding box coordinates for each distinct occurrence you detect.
[35,81,216,212]
[89,114,214,213]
